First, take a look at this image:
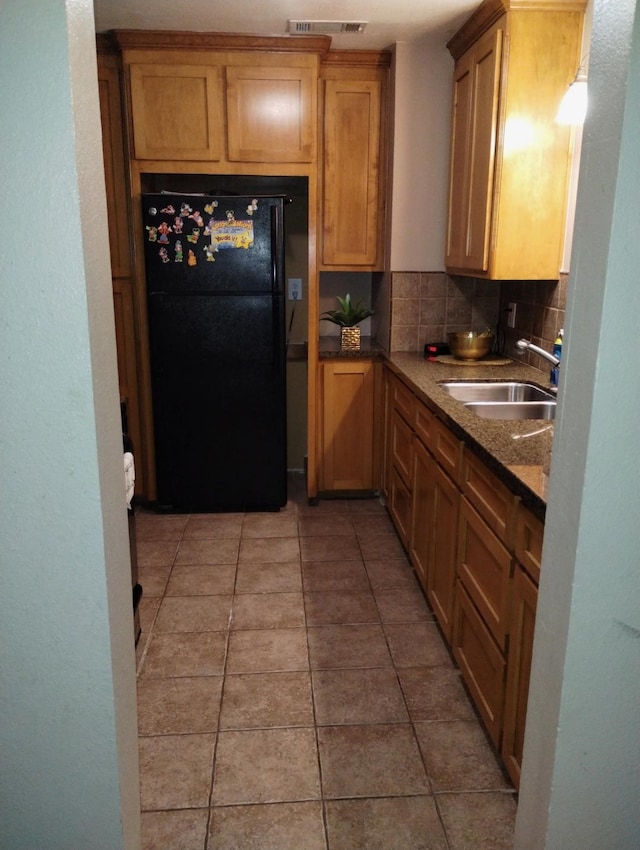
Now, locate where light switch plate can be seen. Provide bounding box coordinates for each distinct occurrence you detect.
[507,301,517,328]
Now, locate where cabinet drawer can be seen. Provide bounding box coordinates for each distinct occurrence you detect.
[389,464,412,548]
[453,581,505,747]
[392,376,415,425]
[430,417,462,480]
[414,400,433,448]
[515,506,544,584]
[457,497,512,650]
[391,408,413,487]
[460,448,516,545]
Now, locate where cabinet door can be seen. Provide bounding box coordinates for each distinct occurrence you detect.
[322,79,383,267]
[321,360,376,491]
[457,497,512,651]
[502,564,538,788]
[427,461,460,644]
[446,22,503,272]
[453,580,505,747]
[389,463,412,549]
[226,65,315,162]
[129,63,223,161]
[409,437,435,591]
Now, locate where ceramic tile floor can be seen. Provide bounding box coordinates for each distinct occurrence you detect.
[135,473,517,850]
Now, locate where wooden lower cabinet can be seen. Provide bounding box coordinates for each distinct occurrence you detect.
[389,464,412,548]
[319,360,380,492]
[502,563,538,788]
[409,438,434,589]
[453,581,506,747]
[457,497,512,651]
[427,460,460,643]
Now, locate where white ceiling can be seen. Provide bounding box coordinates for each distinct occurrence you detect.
[93,0,479,51]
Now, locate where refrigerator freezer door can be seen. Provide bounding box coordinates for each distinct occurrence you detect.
[142,194,284,295]
[147,292,287,511]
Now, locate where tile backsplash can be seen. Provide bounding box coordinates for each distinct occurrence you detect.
[388,271,567,371]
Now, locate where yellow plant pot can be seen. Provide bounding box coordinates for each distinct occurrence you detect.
[340,326,361,351]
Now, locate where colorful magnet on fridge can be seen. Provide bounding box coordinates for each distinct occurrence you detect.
[174,240,183,262]
[186,228,200,244]
[180,202,193,217]
[226,210,235,222]
[204,201,218,214]
[157,221,172,243]
[203,243,217,262]
[173,217,183,234]
[189,210,204,227]
[187,249,197,266]
[159,247,170,263]
[146,226,158,242]
[160,204,175,215]
[148,207,157,216]
[246,199,258,215]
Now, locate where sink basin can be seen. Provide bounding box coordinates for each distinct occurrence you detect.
[440,381,555,403]
[464,400,556,420]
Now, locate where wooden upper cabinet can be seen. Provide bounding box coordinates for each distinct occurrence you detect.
[97,54,132,277]
[226,64,316,162]
[320,54,390,270]
[129,62,223,161]
[445,0,585,279]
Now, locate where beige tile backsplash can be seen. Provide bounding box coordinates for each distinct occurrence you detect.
[388,271,567,366]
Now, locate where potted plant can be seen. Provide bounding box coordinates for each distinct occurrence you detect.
[320,293,373,350]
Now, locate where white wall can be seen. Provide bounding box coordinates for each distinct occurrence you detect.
[0,1,140,847]
[515,0,640,845]
[389,38,453,272]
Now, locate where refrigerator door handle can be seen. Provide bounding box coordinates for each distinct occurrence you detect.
[271,204,283,377]
[270,204,281,295]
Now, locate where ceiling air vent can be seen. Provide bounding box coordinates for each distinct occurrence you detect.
[289,20,368,35]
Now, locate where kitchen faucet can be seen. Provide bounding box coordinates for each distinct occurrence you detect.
[515,338,560,367]
[515,338,560,392]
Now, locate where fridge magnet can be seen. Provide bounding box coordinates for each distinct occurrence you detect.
[174,240,183,262]
[246,199,258,216]
[204,218,215,236]
[188,210,204,227]
[226,210,235,222]
[160,204,176,215]
[157,221,172,243]
[180,202,193,217]
[212,218,254,250]
[187,249,197,266]
[173,217,183,234]
[204,201,218,214]
[203,243,217,262]
[159,247,170,263]
[186,227,201,244]
[148,206,157,216]
[146,225,158,242]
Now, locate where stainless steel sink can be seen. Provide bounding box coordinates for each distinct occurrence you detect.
[440,381,555,403]
[464,401,556,421]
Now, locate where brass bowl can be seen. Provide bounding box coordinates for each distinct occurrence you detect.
[447,331,495,361]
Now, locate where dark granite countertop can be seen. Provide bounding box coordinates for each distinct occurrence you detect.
[319,336,385,359]
[386,351,553,520]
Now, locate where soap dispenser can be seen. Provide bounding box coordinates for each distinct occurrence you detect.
[550,329,563,387]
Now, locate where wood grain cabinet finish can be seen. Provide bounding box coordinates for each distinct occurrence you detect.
[445,0,585,279]
[457,496,512,651]
[127,52,317,164]
[97,51,143,495]
[453,580,506,747]
[502,563,538,788]
[320,55,389,269]
[129,62,223,161]
[409,437,435,590]
[320,360,380,492]
[515,504,544,584]
[460,447,517,546]
[226,63,316,162]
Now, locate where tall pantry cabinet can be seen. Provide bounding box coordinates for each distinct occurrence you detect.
[445,0,585,279]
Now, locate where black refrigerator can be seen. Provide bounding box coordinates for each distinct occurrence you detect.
[142,193,287,511]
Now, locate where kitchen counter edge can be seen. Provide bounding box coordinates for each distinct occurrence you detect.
[385,351,553,520]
